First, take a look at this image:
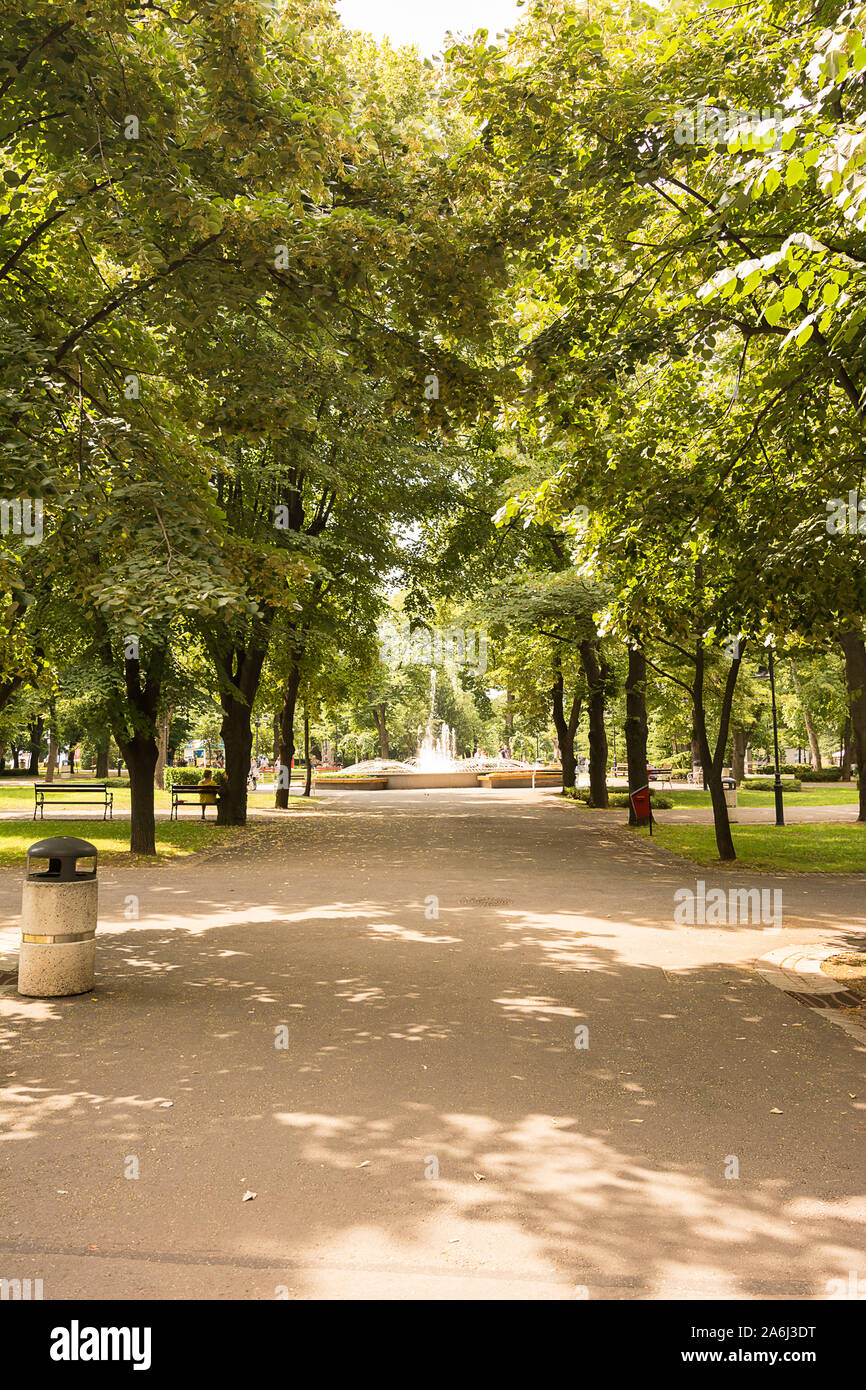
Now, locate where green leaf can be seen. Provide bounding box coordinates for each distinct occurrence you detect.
[786,159,806,187]
[783,286,802,312]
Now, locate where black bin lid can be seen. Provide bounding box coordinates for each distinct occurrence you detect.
[27,837,98,881]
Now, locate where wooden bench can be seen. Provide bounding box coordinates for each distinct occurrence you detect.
[647,768,673,789]
[613,766,673,787]
[33,782,113,820]
[686,773,736,790]
[170,785,221,820]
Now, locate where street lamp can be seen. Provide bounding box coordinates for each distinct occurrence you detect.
[756,652,785,827]
[253,715,261,758]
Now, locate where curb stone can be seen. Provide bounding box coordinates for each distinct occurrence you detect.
[756,944,866,1043]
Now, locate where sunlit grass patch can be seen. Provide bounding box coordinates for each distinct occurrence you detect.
[637,822,866,873]
[0,818,236,868]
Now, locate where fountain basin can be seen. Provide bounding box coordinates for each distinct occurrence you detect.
[385,771,481,789]
[478,770,562,788]
[314,768,562,790]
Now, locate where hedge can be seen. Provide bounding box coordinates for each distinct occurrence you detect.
[749,765,860,782]
[563,787,674,810]
[742,777,802,792]
[163,766,225,790]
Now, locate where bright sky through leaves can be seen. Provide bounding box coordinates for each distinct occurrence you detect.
[336,0,524,54]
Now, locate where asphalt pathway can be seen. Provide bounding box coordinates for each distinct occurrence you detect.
[1,788,864,1300]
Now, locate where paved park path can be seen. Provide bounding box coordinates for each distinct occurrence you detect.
[1,788,864,1300]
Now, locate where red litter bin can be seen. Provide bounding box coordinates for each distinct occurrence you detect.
[629,784,653,831]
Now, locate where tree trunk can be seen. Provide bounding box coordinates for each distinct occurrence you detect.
[625,645,649,824]
[105,642,169,853]
[375,703,389,759]
[154,708,170,789]
[789,659,822,768]
[27,715,44,774]
[275,660,301,809]
[206,640,268,827]
[841,715,853,781]
[551,664,581,791]
[45,703,58,783]
[504,690,514,744]
[840,630,866,820]
[731,727,747,786]
[580,639,609,808]
[218,701,253,824]
[303,710,312,797]
[95,742,109,778]
[696,707,735,860]
[123,736,159,855]
[693,638,743,861]
[690,728,701,773]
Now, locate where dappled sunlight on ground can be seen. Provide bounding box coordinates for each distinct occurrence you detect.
[1,789,864,1297]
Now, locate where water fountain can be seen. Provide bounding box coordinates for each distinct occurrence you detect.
[318,668,561,790]
[413,670,458,771]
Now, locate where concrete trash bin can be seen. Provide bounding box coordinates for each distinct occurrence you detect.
[18,837,99,997]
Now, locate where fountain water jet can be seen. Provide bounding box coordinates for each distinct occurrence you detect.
[414,669,458,771]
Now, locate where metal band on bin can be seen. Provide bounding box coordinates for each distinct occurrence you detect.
[22,930,96,944]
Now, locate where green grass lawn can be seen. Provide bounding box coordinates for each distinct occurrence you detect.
[0,817,235,867]
[638,822,866,873]
[663,786,859,809]
[0,777,316,866]
[0,779,171,814]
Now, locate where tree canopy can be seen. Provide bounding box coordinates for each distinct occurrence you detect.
[2,0,864,860]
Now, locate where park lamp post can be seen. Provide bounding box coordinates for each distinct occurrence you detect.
[756,651,785,828]
[253,715,261,758]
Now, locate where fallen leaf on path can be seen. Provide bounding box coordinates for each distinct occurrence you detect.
[358,1160,370,1168]
[159,1101,173,1108]
[474,1173,485,1181]
[242,1191,256,1201]
[770,1108,783,1114]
